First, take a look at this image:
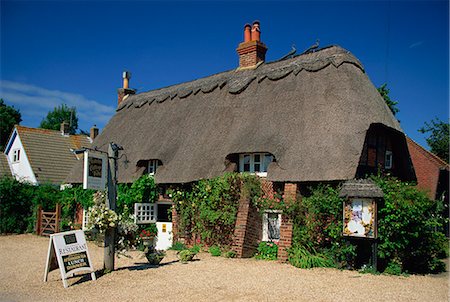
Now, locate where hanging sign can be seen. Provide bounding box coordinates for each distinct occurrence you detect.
[83,150,107,190]
[44,230,96,288]
[343,198,377,238]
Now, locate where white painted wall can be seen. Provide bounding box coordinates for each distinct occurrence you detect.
[6,131,37,184]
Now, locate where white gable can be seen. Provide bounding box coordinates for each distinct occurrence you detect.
[5,128,37,184]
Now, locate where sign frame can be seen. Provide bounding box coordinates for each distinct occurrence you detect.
[342,198,377,239]
[83,150,107,190]
[44,230,96,288]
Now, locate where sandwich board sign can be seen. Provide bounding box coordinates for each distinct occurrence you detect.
[44,230,96,288]
[83,150,107,190]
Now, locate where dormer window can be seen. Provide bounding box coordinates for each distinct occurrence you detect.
[147,159,160,175]
[385,150,393,169]
[238,153,273,177]
[12,149,20,163]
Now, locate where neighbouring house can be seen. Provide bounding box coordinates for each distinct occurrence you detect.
[3,123,97,185]
[406,137,449,236]
[67,21,415,259]
[0,154,12,178]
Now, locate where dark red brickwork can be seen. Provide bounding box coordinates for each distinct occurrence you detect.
[236,41,268,69]
[232,193,262,258]
[277,183,297,262]
[407,137,449,199]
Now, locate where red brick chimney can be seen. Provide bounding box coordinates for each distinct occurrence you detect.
[236,21,268,69]
[90,125,99,140]
[118,71,136,106]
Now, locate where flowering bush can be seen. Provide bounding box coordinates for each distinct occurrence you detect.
[255,241,278,260]
[86,192,119,234]
[116,212,139,256]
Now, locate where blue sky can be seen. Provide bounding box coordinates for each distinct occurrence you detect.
[1,1,448,149]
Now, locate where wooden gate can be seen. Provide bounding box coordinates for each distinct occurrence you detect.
[36,204,61,236]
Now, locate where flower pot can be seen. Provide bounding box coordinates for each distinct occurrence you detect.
[141,236,155,247]
[145,252,165,265]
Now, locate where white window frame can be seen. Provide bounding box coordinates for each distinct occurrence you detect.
[12,149,21,163]
[385,150,393,169]
[134,203,157,224]
[82,208,90,230]
[148,160,159,175]
[262,210,282,241]
[239,153,273,177]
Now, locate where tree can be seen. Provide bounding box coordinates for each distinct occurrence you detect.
[377,84,399,116]
[39,104,78,134]
[0,99,22,151]
[419,118,449,163]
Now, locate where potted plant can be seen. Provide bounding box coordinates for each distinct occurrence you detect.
[145,248,166,265]
[139,223,158,247]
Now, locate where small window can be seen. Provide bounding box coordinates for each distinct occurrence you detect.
[82,208,90,230]
[239,153,274,177]
[262,211,281,241]
[148,160,160,175]
[12,149,20,163]
[134,203,156,224]
[385,151,393,169]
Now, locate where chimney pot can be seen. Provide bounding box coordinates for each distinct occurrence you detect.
[244,24,252,42]
[236,21,267,69]
[90,125,99,140]
[60,121,70,136]
[118,71,136,106]
[251,20,261,41]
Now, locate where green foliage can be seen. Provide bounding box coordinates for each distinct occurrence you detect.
[208,245,222,257]
[178,249,197,263]
[383,260,403,276]
[138,223,158,238]
[0,99,22,151]
[419,118,449,163]
[372,175,447,274]
[0,177,33,233]
[255,241,278,260]
[291,184,355,268]
[39,104,78,134]
[377,83,399,116]
[169,241,187,251]
[117,175,158,215]
[170,173,261,246]
[288,244,334,269]
[224,250,237,258]
[190,244,202,254]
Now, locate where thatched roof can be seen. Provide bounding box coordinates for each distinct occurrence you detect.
[67,45,403,184]
[339,179,384,198]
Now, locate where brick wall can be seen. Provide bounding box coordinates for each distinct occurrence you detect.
[236,41,267,69]
[407,137,447,199]
[232,192,262,258]
[277,182,297,262]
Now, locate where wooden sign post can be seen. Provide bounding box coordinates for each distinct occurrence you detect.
[44,230,96,288]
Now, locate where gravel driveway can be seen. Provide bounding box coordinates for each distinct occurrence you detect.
[0,234,448,302]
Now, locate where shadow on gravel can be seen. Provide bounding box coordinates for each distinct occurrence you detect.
[118,259,180,271]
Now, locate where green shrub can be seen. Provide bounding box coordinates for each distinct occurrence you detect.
[178,249,197,263]
[288,244,334,269]
[291,184,355,268]
[224,250,237,258]
[255,241,278,260]
[170,242,187,251]
[117,175,158,216]
[0,177,34,233]
[208,245,221,257]
[190,244,202,254]
[383,259,403,275]
[372,175,447,274]
[170,173,262,247]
